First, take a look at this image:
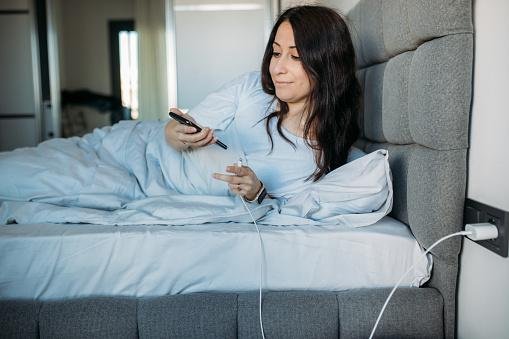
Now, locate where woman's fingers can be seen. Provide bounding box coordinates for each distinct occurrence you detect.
[225,166,257,186]
[169,108,211,149]
[228,183,247,194]
[214,165,260,198]
[213,173,241,184]
[174,123,197,134]
[179,127,213,145]
[194,130,215,147]
[229,183,251,197]
[225,165,242,176]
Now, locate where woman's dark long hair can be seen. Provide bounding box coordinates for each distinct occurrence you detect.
[261,5,361,181]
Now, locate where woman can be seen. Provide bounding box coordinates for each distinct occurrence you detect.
[0,5,369,224]
[165,5,361,203]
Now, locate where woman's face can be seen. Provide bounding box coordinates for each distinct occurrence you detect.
[269,21,312,106]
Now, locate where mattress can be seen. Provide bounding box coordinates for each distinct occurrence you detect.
[0,216,431,300]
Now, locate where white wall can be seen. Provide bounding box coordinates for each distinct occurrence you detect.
[457,0,509,338]
[57,0,134,95]
[174,0,268,109]
[281,0,357,13]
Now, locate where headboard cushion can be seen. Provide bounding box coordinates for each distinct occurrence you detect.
[356,141,467,260]
[348,1,473,337]
[349,0,473,252]
[355,33,472,149]
[349,0,473,67]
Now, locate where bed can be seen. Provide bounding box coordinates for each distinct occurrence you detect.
[0,0,473,338]
[0,218,431,300]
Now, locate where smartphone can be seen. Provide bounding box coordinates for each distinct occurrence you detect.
[169,112,228,149]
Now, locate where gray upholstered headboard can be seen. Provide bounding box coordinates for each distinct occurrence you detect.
[347,0,473,337]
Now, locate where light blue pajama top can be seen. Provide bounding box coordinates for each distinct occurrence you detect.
[184,71,317,200]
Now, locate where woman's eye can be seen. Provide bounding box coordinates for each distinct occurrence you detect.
[291,55,301,60]
[272,52,281,57]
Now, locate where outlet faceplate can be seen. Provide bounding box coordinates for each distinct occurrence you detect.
[464,199,508,257]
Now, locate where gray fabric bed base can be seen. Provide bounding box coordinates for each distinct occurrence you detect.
[0,288,443,338]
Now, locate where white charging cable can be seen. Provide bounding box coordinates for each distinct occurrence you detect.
[368,222,498,339]
[237,158,266,339]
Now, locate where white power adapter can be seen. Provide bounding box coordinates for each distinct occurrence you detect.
[465,222,499,241]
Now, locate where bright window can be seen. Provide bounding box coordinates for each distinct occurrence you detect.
[119,31,139,120]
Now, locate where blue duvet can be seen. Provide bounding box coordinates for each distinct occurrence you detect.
[0,121,392,227]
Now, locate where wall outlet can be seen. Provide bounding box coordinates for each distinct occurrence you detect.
[464,199,508,257]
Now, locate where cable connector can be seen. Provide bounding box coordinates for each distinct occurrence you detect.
[465,222,499,241]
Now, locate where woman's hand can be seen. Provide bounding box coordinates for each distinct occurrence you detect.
[213,164,262,201]
[165,108,216,151]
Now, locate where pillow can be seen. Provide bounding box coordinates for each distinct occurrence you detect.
[263,149,393,227]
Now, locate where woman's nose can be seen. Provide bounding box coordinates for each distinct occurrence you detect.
[273,57,288,74]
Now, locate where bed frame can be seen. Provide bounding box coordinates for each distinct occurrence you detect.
[0,0,473,338]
